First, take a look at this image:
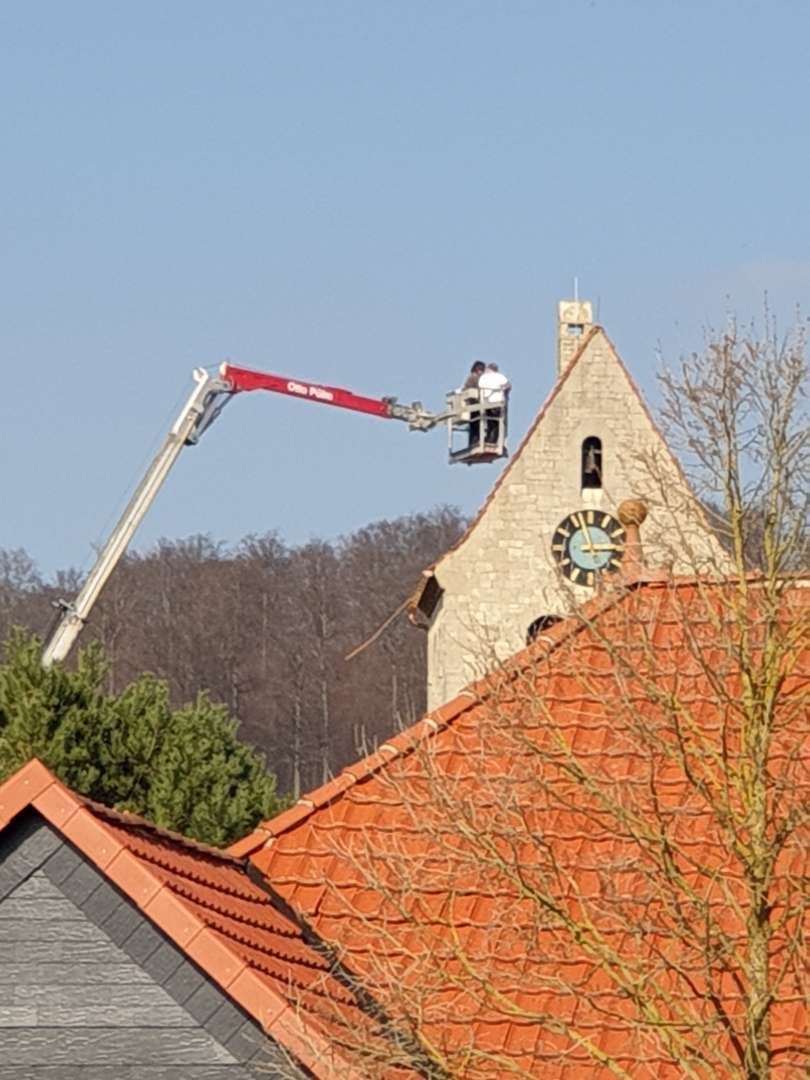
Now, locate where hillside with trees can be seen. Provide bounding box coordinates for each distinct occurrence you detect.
[0,506,465,797]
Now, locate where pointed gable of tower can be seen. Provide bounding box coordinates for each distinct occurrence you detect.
[410,314,726,709]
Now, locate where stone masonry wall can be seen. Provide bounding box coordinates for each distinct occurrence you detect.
[426,331,726,708]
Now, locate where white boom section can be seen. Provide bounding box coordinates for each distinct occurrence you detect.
[42,368,229,668]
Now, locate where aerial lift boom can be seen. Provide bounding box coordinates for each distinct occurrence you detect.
[41,361,506,668]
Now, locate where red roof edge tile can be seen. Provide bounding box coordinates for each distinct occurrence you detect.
[143,882,207,948]
[0,758,55,829]
[228,826,273,859]
[228,969,365,1079]
[269,1006,373,1080]
[58,803,125,869]
[305,770,358,809]
[185,927,247,989]
[31,781,83,831]
[105,847,163,907]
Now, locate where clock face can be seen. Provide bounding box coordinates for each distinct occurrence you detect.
[551,510,625,586]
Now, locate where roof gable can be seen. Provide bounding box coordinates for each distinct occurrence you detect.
[0,814,267,1076]
[0,760,372,1080]
[409,326,714,620]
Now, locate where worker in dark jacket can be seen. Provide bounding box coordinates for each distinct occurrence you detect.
[463,361,486,448]
[479,362,511,444]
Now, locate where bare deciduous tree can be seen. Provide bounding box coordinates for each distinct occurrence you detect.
[657,311,809,574]
[261,317,810,1079]
[0,507,466,795]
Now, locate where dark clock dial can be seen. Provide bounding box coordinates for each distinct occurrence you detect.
[551,510,625,586]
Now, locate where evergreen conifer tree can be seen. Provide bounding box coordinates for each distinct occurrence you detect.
[0,629,282,845]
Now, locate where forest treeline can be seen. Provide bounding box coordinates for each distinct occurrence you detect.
[0,506,465,796]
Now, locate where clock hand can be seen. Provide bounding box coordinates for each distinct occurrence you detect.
[576,513,595,553]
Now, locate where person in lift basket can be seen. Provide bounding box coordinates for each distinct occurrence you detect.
[478,362,510,445]
[463,361,486,448]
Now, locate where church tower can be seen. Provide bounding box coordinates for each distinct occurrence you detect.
[410,301,726,709]
[557,298,593,374]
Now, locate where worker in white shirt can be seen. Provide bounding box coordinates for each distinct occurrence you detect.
[478,363,510,444]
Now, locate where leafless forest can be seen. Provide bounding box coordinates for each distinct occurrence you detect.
[0,506,464,796]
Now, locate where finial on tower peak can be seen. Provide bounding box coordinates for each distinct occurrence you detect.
[557,296,594,376]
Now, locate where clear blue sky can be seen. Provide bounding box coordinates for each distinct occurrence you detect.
[2,1,809,578]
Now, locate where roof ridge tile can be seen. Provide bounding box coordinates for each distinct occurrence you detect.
[86,798,249,865]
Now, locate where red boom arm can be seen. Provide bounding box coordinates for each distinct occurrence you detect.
[221,363,391,419]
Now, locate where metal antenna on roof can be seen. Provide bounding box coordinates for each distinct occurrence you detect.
[574,275,579,302]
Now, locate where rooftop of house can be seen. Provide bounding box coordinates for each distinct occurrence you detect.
[234,574,810,1078]
[0,759,396,1080]
[4,574,806,1077]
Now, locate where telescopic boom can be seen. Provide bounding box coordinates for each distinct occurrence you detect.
[41,369,231,668]
[41,362,450,668]
[219,363,442,429]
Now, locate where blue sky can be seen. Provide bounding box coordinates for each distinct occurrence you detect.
[2,1,809,577]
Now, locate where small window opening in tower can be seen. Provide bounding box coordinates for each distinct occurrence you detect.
[581,436,603,489]
[526,615,563,645]
[567,323,584,337]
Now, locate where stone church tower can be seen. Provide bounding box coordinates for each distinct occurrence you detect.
[410,301,726,709]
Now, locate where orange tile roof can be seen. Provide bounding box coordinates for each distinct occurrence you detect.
[0,759,392,1080]
[237,577,810,1078]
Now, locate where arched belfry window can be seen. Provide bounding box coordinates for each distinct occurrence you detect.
[581,436,603,489]
[526,615,562,645]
